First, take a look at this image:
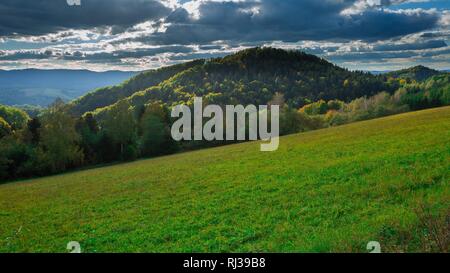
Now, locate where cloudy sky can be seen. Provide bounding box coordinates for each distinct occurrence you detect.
[0,0,449,71]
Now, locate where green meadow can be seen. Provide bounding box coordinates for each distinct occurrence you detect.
[0,107,449,253]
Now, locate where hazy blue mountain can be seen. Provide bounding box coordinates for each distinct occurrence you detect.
[0,69,137,106]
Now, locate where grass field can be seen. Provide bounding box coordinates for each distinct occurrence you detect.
[0,107,449,253]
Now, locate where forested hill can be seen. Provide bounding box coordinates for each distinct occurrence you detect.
[385,65,444,82]
[69,60,204,115]
[71,47,397,117]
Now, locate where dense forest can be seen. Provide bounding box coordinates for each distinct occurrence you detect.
[83,48,399,120]
[1,47,449,181]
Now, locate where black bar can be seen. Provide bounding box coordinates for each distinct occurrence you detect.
[0,253,446,272]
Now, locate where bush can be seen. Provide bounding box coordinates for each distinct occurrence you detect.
[0,117,11,138]
[38,100,84,173]
[0,104,30,130]
[0,136,34,181]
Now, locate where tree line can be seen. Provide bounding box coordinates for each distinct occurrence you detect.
[299,74,449,126]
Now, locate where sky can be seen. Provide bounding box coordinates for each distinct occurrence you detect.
[0,0,448,72]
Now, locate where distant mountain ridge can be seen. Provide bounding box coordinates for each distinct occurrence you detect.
[0,69,138,107]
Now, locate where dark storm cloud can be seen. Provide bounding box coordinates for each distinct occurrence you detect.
[0,0,443,42]
[373,39,448,51]
[0,0,170,37]
[148,0,346,44]
[336,9,440,41]
[148,0,441,45]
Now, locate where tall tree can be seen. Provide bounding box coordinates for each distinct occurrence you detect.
[102,100,138,160]
[26,117,41,145]
[139,102,174,157]
[39,99,84,172]
[76,113,101,164]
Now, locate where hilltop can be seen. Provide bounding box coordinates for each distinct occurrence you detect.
[69,47,395,117]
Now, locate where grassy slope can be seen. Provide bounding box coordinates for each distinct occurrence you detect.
[0,107,449,253]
